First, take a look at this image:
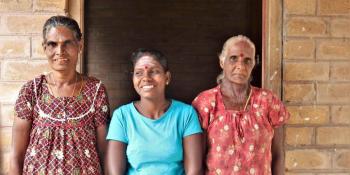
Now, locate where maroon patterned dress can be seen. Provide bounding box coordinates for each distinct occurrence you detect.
[15,74,110,175]
[192,85,289,175]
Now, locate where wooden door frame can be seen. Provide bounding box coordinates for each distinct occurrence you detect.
[262,0,283,96]
[263,1,285,175]
[68,0,85,73]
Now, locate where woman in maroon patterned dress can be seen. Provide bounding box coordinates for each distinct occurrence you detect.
[10,16,110,175]
[192,35,290,175]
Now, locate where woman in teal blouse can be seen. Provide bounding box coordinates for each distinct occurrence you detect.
[106,48,203,175]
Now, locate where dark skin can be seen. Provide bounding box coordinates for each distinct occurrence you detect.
[272,127,284,175]
[10,118,31,175]
[105,56,203,175]
[218,41,282,174]
[219,41,254,110]
[105,141,127,175]
[10,26,107,174]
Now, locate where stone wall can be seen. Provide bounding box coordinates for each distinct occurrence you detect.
[0,0,349,174]
[0,0,67,174]
[283,0,350,174]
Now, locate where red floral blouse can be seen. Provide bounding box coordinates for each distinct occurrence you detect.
[14,74,110,175]
[192,85,289,175]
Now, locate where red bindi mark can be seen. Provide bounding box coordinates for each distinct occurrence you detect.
[239,53,244,57]
[144,66,148,69]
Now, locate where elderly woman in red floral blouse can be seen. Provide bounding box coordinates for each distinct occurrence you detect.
[192,35,289,175]
[10,16,109,175]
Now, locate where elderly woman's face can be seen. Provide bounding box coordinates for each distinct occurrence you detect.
[43,26,82,72]
[220,41,255,85]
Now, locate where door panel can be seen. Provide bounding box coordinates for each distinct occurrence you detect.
[85,0,262,108]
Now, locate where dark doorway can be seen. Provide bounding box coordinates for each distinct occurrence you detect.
[85,0,262,109]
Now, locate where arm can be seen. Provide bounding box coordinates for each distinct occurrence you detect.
[268,91,290,174]
[105,140,127,175]
[183,133,203,175]
[192,95,210,173]
[271,127,284,175]
[92,83,110,172]
[201,130,207,165]
[96,125,107,171]
[10,117,32,175]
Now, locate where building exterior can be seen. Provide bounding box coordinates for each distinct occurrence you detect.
[0,0,349,174]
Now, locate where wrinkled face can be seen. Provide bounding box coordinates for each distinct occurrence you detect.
[132,55,170,99]
[220,41,255,85]
[43,26,82,72]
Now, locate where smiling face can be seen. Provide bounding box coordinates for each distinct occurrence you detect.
[43,26,82,72]
[220,41,255,85]
[132,55,171,100]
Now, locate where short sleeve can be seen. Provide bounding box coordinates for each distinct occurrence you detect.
[183,106,202,137]
[192,93,211,130]
[15,81,35,121]
[93,83,110,127]
[268,93,290,128]
[106,108,128,143]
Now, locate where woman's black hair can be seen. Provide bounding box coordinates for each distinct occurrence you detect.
[43,15,82,42]
[131,48,168,71]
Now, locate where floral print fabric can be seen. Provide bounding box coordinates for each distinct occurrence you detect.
[192,85,289,175]
[15,74,110,175]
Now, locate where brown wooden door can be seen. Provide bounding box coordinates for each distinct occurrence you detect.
[85,0,262,109]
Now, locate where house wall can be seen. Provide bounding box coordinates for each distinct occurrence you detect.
[283,0,350,174]
[0,0,349,174]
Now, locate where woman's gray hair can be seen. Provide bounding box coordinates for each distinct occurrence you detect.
[43,16,82,43]
[218,35,256,63]
[216,71,224,84]
[216,35,256,84]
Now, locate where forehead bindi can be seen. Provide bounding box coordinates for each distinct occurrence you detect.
[134,56,161,69]
[229,43,254,57]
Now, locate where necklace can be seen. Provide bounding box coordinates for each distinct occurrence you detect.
[47,72,80,120]
[50,72,78,97]
[221,84,252,111]
[243,88,252,111]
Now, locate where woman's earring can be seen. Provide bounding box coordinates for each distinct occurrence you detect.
[166,81,169,85]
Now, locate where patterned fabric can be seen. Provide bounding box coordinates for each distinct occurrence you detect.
[192,85,289,175]
[15,74,110,175]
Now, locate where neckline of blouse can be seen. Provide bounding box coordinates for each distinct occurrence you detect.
[131,99,174,122]
[43,74,88,100]
[217,85,254,112]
